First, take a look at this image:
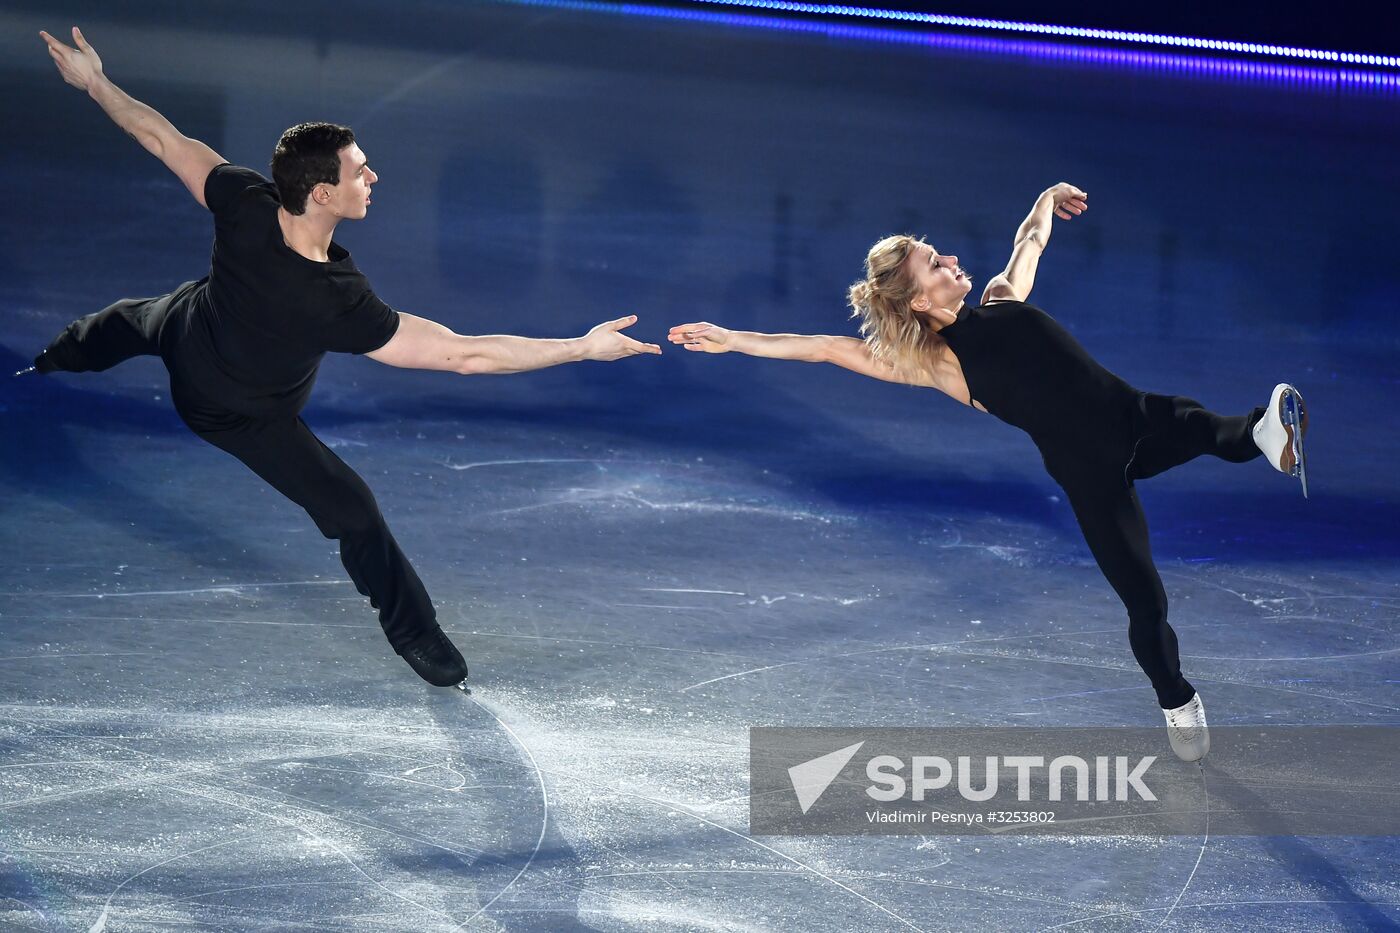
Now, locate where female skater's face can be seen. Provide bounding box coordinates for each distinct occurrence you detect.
[906,241,972,321]
[320,144,377,220]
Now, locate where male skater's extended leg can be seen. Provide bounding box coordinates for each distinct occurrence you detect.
[177,400,467,686]
[1061,477,1209,761]
[24,291,183,375]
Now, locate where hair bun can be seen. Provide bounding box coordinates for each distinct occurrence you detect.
[848,280,871,309]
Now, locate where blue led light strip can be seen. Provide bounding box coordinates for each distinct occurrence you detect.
[495,0,1400,94]
[681,0,1400,68]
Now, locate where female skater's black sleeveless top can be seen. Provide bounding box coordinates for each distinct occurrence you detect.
[938,300,1145,488]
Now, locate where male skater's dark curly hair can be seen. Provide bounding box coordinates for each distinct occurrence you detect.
[271,122,356,215]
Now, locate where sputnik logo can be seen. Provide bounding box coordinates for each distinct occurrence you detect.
[788,741,864,814]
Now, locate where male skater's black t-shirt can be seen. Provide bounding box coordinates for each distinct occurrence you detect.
[163,164,399,417]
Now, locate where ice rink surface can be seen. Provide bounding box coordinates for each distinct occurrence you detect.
[2,2,1398,929]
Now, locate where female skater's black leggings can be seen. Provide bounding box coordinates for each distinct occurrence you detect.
[38,295,437,652]
[1053,395,1264,710]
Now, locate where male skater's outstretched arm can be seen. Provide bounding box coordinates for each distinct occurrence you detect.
[369,313,659,374]
[41,27,225,208]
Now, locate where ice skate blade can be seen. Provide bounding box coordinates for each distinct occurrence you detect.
[455,680,471,695]
[13,366,36,377]
[1282,389,1309,498]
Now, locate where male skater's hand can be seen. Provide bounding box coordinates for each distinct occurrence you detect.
[1047,183,1088,220]
[580,315,662,361]
[667,322,731,352]
[40,27,104,93]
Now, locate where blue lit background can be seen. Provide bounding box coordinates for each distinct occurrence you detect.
[2,1,1399,928]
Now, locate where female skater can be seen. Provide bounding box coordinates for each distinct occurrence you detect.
[28,27,662,689]
[668,183,1308,761]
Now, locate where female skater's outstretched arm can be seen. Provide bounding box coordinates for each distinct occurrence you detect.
[664,325,936,388]
[39,27,226,209]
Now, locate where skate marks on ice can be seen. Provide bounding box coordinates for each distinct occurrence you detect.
[457,662,1399,931]
[0,579,350,600]
[450,682,1386,932]
[0,698,551,931]
[459,688,930,931]
[437,454,843,525]
[670,562,1400,723]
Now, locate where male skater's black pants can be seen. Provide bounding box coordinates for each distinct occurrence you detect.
[1049,394,1264,710]
[37,292,436,651]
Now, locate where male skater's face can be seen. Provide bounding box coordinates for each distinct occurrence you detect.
[320,144,377,220]
[906,240,972,318]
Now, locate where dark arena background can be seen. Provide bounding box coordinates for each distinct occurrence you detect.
[2,2,1398,930]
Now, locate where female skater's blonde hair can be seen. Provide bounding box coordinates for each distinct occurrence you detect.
[847,234,942,382]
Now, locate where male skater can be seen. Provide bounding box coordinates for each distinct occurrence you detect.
[29,27,661,688]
